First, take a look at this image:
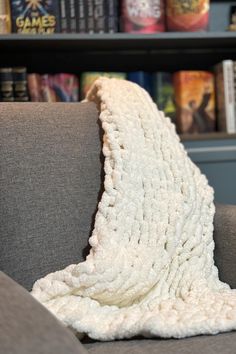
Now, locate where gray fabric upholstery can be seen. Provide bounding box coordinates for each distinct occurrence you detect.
[1,102,236,354]
[2,268,236,354]
[0,102,102,290]
[214,204,236,289]
[0,271,88,354]
[85,332,236,354]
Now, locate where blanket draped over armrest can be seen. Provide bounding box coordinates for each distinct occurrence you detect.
[32,78,236,341]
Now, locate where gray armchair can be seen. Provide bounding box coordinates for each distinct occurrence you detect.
[0,103,236,354]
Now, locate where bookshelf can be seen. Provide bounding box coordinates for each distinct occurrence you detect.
[184,135,236,204]
[0,0,236,74]
[1,32,236,73]
[0,0,236,203]
[1,33,236,134]
[1,32,236,50]
[181,132,236,141]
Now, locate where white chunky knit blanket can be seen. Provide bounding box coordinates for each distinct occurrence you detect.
[32,78,236,341]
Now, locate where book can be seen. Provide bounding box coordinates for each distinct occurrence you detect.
[173,71,216,134]
[152,72,176,124]
[166,0,209,32]
[76,0,86,33]
[80,72,126,98]
[121,0,165,33]
[12,67,29,101]
[59,0,69,33]
[233,62,236,100]
[215,61,236,133]
[0,68,14,102]
[10,0,60,34]
[27,73,43,101]
[68,0,76,32]
[87,0,94,33]
[41,75,57,102]
[94,0,106,33]
[106,0,118,33]
[0,0,11,33]
[127,71,152,94]
[52,74,79,101]
[228,5,236,31]
[27,73,79,102]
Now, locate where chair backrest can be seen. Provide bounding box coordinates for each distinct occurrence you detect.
[1,102,235,292]
[0,102,103,290]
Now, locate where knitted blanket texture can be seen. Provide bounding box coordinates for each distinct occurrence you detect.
[32,78,236,341]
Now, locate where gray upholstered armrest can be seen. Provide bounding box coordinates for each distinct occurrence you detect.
[0,272,88,354]
[214,204,236,289]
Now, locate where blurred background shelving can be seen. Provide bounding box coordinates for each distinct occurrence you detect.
[0,0,236,203]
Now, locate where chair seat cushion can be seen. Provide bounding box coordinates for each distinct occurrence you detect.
[84,332,236,354]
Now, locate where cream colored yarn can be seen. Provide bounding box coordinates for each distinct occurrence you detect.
[32,78,236,341]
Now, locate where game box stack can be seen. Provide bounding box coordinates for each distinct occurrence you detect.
[0,0,214,34]
[10,0,60,34]
[166,0,210,31]
[121,0,165,33]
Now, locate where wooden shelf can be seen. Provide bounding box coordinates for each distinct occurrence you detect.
[1,32,236,51]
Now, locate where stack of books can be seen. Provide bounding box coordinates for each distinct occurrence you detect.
[1,63,236,135]
[0,0,210,35]
[127,64,236,135]
[0,68,79,102]
[0,67,28,102]
[121,0,209,33]
[0,0,118,34]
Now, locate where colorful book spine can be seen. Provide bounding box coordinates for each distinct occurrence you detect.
[68,0,76,32]
[0,68,14,102]
[76,0,86,33]
[215,61,236,133]
[27,74,43,102]
[59,0,69,33]
[152,72,176,124]
[173,71,216,134]
[87,0,95,33]
[233,61,236,103]
[52,74,79,102]
[12,67,29,102]
[0,0,11,33]
[10,0,60,34]
[94,0,106,33]
[81,72,126,98]
[41,75,57,102]
[106,0,118,33]
[121,0,165,33]
[127,71,152,94]
[166,0,210,31]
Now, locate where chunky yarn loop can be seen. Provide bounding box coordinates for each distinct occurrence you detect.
[32,78,236,341]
